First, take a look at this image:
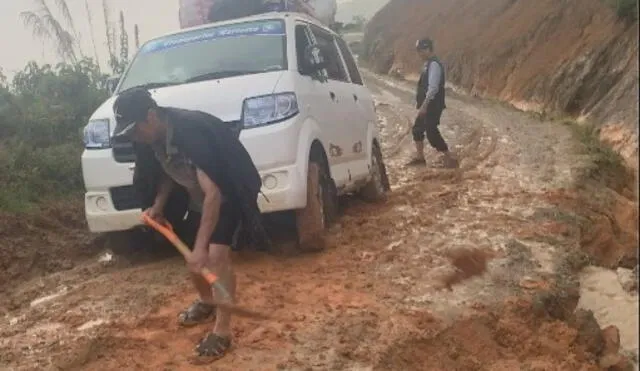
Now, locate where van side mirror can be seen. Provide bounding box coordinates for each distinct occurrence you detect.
[302,45,327,75]
[106,75,120,95]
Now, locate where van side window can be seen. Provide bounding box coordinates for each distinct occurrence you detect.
[336,37,363,85]
[295,24,312,74]
[309,26,349,83]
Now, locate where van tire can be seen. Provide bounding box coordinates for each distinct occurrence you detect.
[295,161,333,252]
[361,143,390,202]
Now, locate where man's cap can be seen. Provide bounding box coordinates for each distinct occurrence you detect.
[112,87,157,138]
[416,38,433,51]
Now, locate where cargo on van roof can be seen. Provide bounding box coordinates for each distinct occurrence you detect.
[178,0,337,29]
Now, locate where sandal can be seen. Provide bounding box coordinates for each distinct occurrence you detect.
[406,157,427,167]
[443,155,459,169]
[195,333,232,358]
[178,299,215,327]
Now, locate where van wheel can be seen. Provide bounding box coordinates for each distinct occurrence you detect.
[295,161,334,252]
[361,143,390,202]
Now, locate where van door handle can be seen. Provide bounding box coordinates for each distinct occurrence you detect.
[353,94,358,102]
[329,92,336,101]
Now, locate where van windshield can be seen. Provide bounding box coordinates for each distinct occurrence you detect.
[117,19,287,93]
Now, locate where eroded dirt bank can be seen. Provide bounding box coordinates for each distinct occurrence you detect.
[1,72,638,370]
[363,0,639,168]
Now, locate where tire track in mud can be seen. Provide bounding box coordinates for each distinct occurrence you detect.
[1,71,619,371]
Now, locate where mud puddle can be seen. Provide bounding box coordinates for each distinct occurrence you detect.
[1,71,637,370]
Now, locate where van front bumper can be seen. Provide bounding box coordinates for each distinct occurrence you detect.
[84,163,307,233]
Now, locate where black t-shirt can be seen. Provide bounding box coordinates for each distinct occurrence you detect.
[163,107,259,204]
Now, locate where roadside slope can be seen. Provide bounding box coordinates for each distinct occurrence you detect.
[3,68,636,371]
[363,0,639,168]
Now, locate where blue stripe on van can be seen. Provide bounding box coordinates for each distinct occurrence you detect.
[141,20,285,54]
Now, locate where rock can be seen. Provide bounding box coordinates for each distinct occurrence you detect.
[599,353,633,371]
[98,250,116,266]
[601,325,621,356]
[534,281,581,321]
[616,267,638,293]
[244,327,267,344]
[568,309,604,355]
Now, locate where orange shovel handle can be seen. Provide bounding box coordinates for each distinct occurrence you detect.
[141,212,219,285]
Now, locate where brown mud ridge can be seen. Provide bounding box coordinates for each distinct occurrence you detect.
[21,296,623,371]
[0,200,96,311]
[2,187,634,371]
[363,0,639,168]
[1,73,638,370]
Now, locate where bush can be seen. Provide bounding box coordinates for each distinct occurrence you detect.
[605,0,639,21]
[0,59,109,212]
[566,121,634,195]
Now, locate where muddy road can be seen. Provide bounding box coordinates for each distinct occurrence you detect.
[1,71,637,371]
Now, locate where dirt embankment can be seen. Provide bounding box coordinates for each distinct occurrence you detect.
[0,201,97,312]
[362,0,639,169]
[1,69,638,371]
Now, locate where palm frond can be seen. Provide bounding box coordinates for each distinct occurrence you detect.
[54,0,83,57]
[40,11,77,62]
[102,0,113,55]
[20,10,52,40]
[21,0,78,63]
[85,0,101,67]
[53,0,76,32]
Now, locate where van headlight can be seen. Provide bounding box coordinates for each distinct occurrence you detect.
[242,93,299,128]
[83,119,111,149]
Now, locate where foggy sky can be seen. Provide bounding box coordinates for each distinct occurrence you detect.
[0,0,381,78]
[1,0,179,77]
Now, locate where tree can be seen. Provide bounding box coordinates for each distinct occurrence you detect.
[102,0,120,74]
[134,24,141,50]
[118,11,130,73]
[102,2,131,75]
[85,0,101,69]
[352,15,367,26]
[0,59,109,211]
[20,0,80,63]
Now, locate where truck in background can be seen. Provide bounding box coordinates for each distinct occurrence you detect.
[179,0,337,29]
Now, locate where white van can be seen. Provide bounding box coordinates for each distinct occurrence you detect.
[81,12,389,248]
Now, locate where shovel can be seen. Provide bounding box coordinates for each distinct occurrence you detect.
[141,212,270,320]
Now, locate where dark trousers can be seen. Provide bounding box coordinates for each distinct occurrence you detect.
[412,108,449,153]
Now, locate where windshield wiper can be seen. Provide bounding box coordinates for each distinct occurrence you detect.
[119,81,178,93]
[120,70,268,93]
[185,70,259,83]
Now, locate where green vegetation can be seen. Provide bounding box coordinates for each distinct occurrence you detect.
[20,0,139,71]
[604,0,639,21]
[332,15,368,34]
[1,0,140,212]
[0,60,109,212]
[565,120,634,194]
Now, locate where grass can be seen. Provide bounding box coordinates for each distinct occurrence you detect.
[603,0,639,21]
[564,120,634,195]
[0,142,84,213]
[560,119,638,269]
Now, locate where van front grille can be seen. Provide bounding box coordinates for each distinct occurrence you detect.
[110,185,141,211]
[111,120,242,163]
[112,141,136,163]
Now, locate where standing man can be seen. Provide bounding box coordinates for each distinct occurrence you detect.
[112,87,269,359]
[408,38,458,168]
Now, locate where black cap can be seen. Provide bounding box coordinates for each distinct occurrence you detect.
[416,38,433,51]
[112,87,157,138]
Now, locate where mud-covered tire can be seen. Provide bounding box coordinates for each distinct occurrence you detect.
[360,143,390,202]
[295,161,334,252]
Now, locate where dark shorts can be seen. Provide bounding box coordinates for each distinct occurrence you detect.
[412,108,443,142]
[181,200,241,247]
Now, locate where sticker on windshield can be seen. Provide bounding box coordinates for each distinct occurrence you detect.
[141,20,285,54]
